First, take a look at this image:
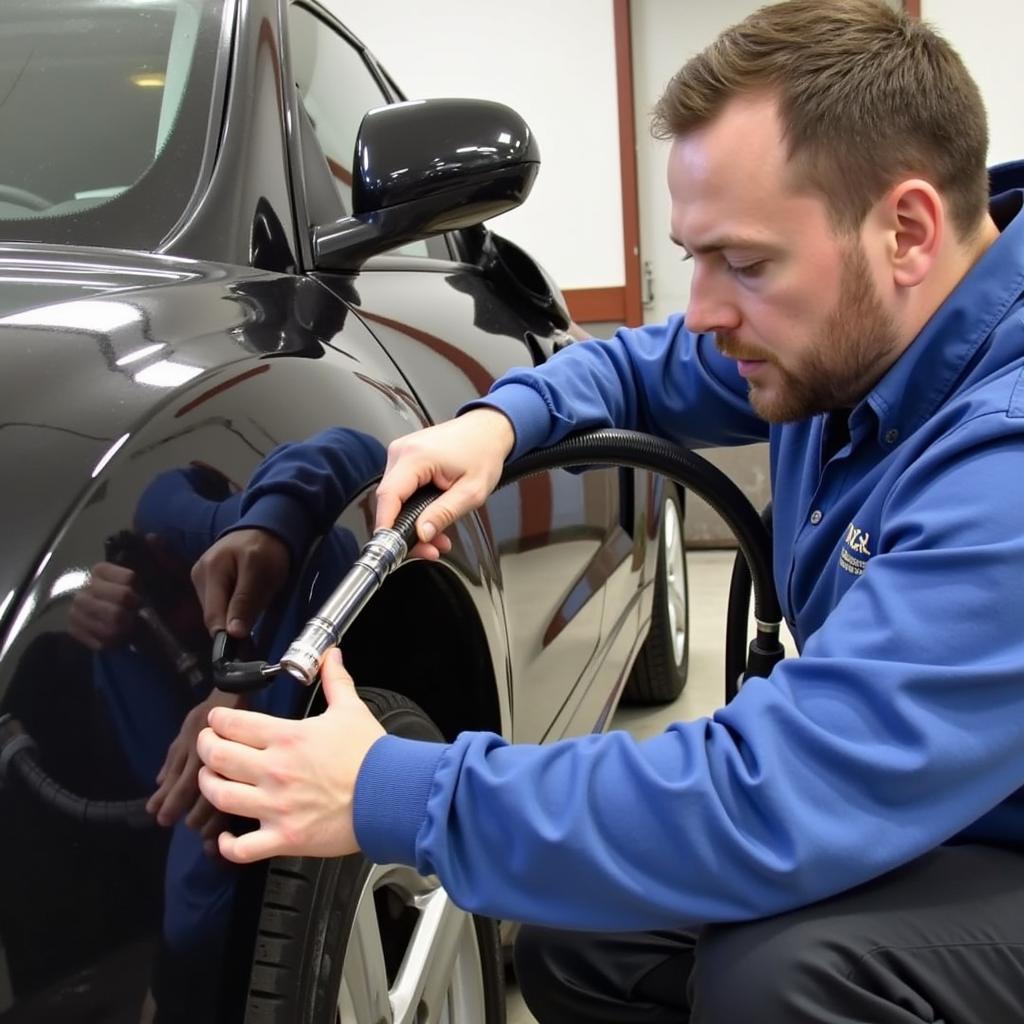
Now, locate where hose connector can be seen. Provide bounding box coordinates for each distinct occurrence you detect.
[279,528,408,685]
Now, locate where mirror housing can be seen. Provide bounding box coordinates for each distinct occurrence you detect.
[479,231,571,330]
[313,98,540,271]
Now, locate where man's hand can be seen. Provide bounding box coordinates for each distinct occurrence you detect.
[196,649,386,863]
[191,529,291,638]
[68,562,140,650]
[147,689,242,843]
[375,408,515,560]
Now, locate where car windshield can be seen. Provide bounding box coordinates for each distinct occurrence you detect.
[0,0,227,250]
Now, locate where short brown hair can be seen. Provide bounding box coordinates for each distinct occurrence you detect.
[652,0,989,239]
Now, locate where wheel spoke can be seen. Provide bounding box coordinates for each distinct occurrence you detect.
[661,497,688,665]
[391,887,472,1024]
[339,871,393,1024]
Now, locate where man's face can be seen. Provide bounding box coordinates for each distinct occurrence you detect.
[668,95,900,422]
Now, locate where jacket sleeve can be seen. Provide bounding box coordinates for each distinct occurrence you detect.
[218,428,386,563]
[462,315,768,459]
[353,413,1024,930]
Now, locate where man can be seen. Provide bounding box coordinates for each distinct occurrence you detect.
[195,1,1024,1018]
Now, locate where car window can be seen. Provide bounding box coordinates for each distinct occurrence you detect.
[0,0,223,248]
[288,4,430,259]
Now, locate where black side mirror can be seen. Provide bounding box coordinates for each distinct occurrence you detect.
[313,98,540,271]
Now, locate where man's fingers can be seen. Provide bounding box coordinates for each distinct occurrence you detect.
[407,531,453,561]
[320,648,355,705]
[374,462,433,531]
[197,731,263,785]
[69,593,136,643]
[89,563,136,587]
[197,766,265,820]
[416,480,489,542]
[147,745,187,814]
[155,756,200,825]
[85,574,139,607]
[155,741,187,787]
[217,826,286,864]
[373,487,403,533]
[202,707,282,749]
[193,561,235,635]
[224,587,256,638]
[185,795,219,833]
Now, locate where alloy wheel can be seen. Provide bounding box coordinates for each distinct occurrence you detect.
[337,863,486,1024]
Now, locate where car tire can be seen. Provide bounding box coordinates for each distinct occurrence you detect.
[243,688,505,1024]
[622,485,690,705]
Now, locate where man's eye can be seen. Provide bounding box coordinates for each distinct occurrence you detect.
[728,260,766,279]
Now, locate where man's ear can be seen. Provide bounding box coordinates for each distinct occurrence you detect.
[881,179,944,288]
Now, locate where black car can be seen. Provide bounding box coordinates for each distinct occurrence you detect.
[0,1,690,1020]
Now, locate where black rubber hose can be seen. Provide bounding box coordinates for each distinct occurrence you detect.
[724,503,776,700]
[0,715,152,829]
[394,427,781,637]
[725,551,753,700]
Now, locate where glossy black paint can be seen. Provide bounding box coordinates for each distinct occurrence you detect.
[0,1,663,1020]
[354,99,539,214]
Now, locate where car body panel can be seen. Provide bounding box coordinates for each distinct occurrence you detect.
[0,251,495,1020]
[319,264,641,742]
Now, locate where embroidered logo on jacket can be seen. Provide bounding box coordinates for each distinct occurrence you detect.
[839,523,872,576]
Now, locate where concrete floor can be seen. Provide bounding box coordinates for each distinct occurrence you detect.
[506,549,796,1023]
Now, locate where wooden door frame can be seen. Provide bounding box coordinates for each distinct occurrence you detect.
[563,0,643,327]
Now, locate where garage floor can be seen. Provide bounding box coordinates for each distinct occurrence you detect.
[506,549,796,1022]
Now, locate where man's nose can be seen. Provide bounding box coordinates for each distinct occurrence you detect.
[683,263,741,335]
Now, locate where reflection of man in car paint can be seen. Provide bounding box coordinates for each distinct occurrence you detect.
[75,430,385,821]
[196,2,1024,1021]
[67,429,384,1020]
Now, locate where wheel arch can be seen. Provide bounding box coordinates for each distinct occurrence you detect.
[338,559,505,743]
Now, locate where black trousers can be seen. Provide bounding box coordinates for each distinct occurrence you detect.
[513,844,1024,1023]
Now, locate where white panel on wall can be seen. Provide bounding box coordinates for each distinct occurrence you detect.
[922,0,1023,167]
[322,0,624,292]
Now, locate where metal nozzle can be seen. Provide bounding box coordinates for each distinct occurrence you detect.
[279,528,408,685]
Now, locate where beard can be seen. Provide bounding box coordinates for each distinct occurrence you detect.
[717,243,901,423]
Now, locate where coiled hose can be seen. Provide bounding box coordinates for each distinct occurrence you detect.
[0,427,782,828]
[0,714,152,829]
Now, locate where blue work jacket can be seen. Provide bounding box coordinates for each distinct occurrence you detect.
[352,166,1024,931]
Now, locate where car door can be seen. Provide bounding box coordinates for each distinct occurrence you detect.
[284,1,635,742]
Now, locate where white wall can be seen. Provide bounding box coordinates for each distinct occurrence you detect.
[921,0,1023,166]
[631,0,763,328]
[322,1,624,291]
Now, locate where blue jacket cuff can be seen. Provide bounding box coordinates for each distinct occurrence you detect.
[354,734,449,867]
[460,383,554,460]
[220,492,314,565]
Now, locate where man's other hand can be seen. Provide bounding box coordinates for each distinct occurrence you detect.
[196,648,385,863]
[374,408,515,560]
[190,528,290,638]
[68,562,140,650]
[147,688,242,836]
